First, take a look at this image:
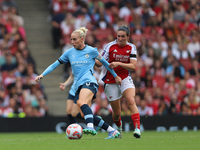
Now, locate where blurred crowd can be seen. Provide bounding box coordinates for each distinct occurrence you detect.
[0,0,48,117]
[49,0,200,117]
[1,0,200,118]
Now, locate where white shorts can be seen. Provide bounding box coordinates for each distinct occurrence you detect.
[104,76,135,101]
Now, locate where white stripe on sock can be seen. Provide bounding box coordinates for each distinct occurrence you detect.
[87,123,94,128]
[107,126,115,132]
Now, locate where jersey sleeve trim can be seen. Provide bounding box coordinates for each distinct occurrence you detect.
[58,58,64,64]
[130,54,136,58]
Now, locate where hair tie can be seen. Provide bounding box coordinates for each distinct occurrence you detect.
[118,27,130,35]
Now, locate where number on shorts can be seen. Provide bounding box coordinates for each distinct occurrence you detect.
[129,78,133,84]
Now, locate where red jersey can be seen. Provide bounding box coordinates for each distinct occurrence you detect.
[100,40,137,84]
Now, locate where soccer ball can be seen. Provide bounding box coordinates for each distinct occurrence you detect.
[66,123,83,140]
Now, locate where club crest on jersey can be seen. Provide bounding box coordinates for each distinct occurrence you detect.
[85,54,89,58]
[113,49,118,52]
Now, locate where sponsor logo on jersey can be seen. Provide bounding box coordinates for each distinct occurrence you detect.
[85,54,89,58]
[113,54,130,62]
[115,54,129,58]
[113,49,118,52]
[71,60,87,65]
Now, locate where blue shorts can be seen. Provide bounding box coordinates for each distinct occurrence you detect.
[74,83,99,104]
[67,93,75,101]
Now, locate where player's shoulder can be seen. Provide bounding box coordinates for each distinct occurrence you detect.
[85,45,97,51]
[63,47,74,54]
[127,42,137,50]
[104,40,117,50]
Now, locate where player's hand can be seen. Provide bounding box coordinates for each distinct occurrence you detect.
[109,62,119,68]
[35,75,43,83]
[59,83,66,91]
[115,76,122,86]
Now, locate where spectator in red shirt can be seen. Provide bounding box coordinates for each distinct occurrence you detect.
[179,13,197,34]
[184,88,200,114]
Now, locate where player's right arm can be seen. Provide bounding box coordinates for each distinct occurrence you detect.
[35,60,61,82]
[59,73,74,91]
[35,49,70,83]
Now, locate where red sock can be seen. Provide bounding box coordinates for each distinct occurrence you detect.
[131,113,140,129]
[112,116,121,127]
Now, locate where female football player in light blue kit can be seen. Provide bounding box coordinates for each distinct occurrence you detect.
[35,27,121,139]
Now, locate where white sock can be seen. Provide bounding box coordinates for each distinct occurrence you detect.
[87,123,94,128]
[107,126,115,132]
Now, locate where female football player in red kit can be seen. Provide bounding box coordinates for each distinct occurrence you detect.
[96,25,141,138]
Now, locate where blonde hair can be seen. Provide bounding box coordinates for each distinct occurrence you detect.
[72,27,88,39]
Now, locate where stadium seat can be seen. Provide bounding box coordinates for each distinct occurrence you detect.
[63,34,71,44]
[143,27,151,35]
[93,28,113,41]
[179,58,193,71]
[173,21,181,27]
[131,34,143,41]
[152,76,166,89]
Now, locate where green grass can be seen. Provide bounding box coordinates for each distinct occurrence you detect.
[0,131,199,150]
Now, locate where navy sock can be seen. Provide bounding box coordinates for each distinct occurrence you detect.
[80,104,93,124]
[67,114,77,124]
[93,115,109,130]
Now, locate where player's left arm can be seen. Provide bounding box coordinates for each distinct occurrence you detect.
[59,73,74,91]
[109,59,137,71]
[95,45,109,68]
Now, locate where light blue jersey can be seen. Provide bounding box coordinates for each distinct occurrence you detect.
[58,45,99,92]
[69,81,76,96]
[41,45,117,94]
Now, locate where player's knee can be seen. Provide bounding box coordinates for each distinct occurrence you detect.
[77,99,85,108]
[71,111,77,118]
[76,100,82,107]
[66,109,71,114]
[127,98,136,106]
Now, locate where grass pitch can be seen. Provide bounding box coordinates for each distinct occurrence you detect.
[0,131,199,150]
